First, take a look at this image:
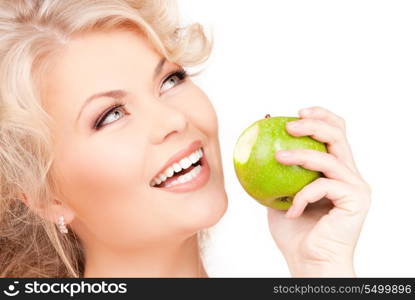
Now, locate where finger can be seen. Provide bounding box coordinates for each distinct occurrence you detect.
[299,106,346,131]
[285,178,368,218]
[286,118,358,172]
[276,149,360,184]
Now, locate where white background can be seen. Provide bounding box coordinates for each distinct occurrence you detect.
[177,0,415,277]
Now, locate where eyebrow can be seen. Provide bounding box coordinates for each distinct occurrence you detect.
[76,57,167,124]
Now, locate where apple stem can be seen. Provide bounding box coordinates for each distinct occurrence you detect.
[265,114,271,119]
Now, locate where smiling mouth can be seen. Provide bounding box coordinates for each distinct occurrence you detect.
[150,147,204,188]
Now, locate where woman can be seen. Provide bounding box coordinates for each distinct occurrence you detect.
[0,0,371,277]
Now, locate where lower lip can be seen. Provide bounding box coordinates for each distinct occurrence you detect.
[154,153,211,193]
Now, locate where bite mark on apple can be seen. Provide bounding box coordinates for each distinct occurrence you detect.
[233,124,258,164]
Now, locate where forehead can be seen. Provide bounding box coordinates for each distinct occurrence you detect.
[41,29,160,110]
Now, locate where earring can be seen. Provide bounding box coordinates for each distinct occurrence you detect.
[57,215,68,234]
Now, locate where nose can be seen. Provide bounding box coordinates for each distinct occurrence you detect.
[148,101,189,144]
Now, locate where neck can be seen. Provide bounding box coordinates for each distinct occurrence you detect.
[82,234,208,278]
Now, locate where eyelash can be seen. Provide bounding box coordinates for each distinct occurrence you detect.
[93,69,188,130]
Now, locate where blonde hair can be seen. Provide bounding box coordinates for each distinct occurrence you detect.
[0,0,212,277]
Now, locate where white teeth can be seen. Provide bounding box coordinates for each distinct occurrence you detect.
[189,152,199,164]
[192,164,202,176]
[183,172,192,182]
[173,163,182,173]
[179,157,192,169]
[165,165,202,188]
[159,174,167,182]
[177,175,187,184]
[151,147,204,187]
[165,167,174,178]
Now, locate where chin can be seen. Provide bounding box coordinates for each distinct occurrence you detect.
[180,185,228,235]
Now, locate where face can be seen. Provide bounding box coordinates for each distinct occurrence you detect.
[41,29,228,250]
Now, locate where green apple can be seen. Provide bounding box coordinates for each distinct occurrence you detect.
[233,114,328,210]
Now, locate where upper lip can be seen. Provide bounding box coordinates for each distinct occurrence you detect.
[150,139,203,184]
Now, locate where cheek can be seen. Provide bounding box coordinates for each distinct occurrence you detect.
[63,141,143,195]
[53,138,161,245]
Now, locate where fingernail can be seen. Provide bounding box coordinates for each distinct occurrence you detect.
[277,150,292,158]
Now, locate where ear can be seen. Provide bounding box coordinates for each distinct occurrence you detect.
[19,192,75,226]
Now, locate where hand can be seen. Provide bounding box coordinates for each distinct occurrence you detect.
[267,106,371,277]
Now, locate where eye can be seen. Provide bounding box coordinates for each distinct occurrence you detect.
[160,69,187,94]
[94,103,127,130]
